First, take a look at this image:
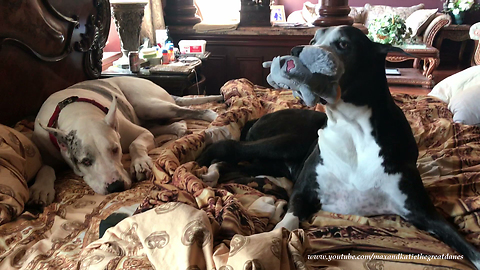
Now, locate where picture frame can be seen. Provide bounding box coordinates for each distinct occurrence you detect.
[270,5,286,23]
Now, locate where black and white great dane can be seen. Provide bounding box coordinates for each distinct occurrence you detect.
[197,26,480,268]
[31,77,222,206]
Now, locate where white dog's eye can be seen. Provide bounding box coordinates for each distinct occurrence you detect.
[81,158,92,167]
[112,146,119,155]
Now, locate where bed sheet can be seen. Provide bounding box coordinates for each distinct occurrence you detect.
[1,79,479,270]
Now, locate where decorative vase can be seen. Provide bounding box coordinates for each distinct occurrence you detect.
[110,0,149,68]
[453,12,465,25]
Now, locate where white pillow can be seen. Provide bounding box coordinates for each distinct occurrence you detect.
[448,86,480,126]
[428,65,480,103]
[405,8,438,37]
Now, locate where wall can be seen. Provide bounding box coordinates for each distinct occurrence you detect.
[104,18,121,52]
[277,0,480,24]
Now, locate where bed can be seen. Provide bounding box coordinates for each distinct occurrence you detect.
[1,2,480,270]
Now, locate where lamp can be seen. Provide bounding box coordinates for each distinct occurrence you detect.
[110,0,149,68]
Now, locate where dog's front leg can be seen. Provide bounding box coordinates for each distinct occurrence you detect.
[29,165,56,206]
[274,211,300,231]
[129,130,155,181]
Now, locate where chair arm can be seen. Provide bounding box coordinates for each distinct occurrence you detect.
[421,13,452,46]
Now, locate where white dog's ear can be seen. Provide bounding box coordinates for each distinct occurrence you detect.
[39,123,69,151]
[104,96,118,130]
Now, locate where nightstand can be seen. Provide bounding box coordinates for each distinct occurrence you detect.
[101,56,207,96]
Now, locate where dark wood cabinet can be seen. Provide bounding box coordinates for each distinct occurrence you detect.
[0,0,110,125]
[169,26,316,94]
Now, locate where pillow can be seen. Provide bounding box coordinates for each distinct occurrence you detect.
[405,8,438,37]
[363,3,424,27]
[301,1,318,24]
[428,65,480,103]
[0,124,42,225]
[287,10,306,23]
[448,86,480,126]
[349,7,366,23]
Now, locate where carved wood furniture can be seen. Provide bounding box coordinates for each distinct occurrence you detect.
[163,0,201,25]
[314,0,353,27]
[169,26,315,95]
[473,41,480,66]
[0,0,111,126]
[470,23,480,66]
[101,63,207,96]
[386,45,440,88]
[434,24,473,65]
[239,0,271,26]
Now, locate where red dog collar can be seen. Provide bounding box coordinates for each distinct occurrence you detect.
[47,96,109,151]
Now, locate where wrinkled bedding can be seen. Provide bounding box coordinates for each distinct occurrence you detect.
[0,123,42,225]
[1,79,479,270]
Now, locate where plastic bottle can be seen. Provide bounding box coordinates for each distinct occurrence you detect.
[162,49,170,64]
[168,44,175,62]
[165,26,174,50]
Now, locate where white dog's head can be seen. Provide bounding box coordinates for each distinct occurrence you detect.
[42,97,132,194]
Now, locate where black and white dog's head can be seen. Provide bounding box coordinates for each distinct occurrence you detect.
[265,25,405,107]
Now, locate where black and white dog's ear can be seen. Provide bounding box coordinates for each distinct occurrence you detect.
[104,96,118,130]
[39,123,70,151]
[310,28,328,45]
[375,43,419,59]
[291,46,304,57]
[294,45,339,76]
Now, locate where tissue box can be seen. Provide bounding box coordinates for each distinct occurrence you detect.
[178,40,206,56]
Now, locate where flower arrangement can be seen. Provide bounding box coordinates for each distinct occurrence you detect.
[367,15,412,45]
[445,0,477,15]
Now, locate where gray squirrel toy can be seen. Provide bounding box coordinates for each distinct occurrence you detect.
[262,46,344,106]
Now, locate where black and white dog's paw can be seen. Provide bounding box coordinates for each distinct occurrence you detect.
[274,212,300,231]
[200,163,221,187]
[130,156,153,181]
[197,139,239,167]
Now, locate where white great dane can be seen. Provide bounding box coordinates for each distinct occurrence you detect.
[31,76,223,205]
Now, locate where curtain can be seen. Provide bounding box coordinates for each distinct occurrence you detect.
[141,0,165,46]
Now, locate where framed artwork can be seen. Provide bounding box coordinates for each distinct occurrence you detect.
[270,5,286,23]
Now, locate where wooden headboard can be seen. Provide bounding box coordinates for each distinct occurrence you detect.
[0,0,111,126]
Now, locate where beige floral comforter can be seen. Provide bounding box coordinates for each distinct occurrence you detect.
[1,79,479,270]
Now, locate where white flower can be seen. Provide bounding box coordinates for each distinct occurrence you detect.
[452,8,460,14]
[446,0,475,12]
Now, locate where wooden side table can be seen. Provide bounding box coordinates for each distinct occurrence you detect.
[434,24,471,63]
[386,44,440,88]
[101,62,206,96]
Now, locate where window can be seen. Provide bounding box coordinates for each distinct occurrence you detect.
[195,0,240,23]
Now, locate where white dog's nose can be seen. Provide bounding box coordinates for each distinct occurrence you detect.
[106,180,125,193]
